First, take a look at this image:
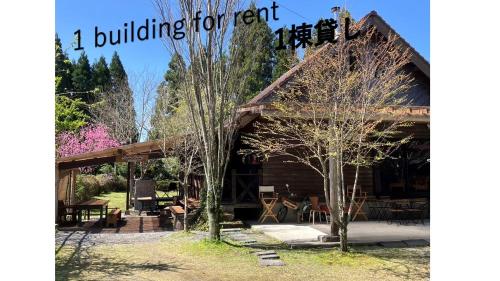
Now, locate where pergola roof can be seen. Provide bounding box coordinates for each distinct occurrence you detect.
[57,140,165,170]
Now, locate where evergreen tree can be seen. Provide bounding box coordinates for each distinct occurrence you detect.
[105,51,138,144]
[304,19,320,58]
[55,95,89,133]
[92,56,111,92]
[55,34,73,94]
[71,51,94,102]
[109,51,128,89]
[150,54,186,139]
[272,27,299,81]
[229,1,274,101]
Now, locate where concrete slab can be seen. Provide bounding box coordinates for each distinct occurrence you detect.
[403,239,430,247]
[311,220,430,244]
[254,250,277,256]
[259,254,280,259]
[250,220,430,246]
[259,259,285,266]
[251,224,326,243]
[379,241,408,248]
[221,228,242,233]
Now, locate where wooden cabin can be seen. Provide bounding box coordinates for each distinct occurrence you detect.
[221,11,430,219]
[56,11,429,222]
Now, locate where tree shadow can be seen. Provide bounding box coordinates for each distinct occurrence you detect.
[355,246,430,280]
[56,237,184,281]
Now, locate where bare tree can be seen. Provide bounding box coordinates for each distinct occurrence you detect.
[154,97,200,231]
[243,26,415,252]
[154,0,246,240]
[92,79,138,145]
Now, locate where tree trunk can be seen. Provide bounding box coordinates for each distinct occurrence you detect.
[330,210,339,236]
[339,213,349,252]
[183,183,188,232]
[207,184,220,240]
[329,156,340,237]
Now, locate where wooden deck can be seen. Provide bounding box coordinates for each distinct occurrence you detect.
[57,216,172,233]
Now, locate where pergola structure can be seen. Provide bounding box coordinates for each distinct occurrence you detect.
[55,140,167,222]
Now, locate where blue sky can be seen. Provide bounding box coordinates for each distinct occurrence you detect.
[56,0,429,113]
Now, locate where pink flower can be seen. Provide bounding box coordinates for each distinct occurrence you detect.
[57,124,120,158]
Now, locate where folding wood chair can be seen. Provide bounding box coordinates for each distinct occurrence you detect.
[258,186,279,223]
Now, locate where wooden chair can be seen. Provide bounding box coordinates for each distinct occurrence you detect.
[347,185,368,221]
[106,208,122,227]
[258,186,279,223]
[57,200,76,224]
[309,196,328,224]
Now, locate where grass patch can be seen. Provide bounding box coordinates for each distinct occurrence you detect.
[93,191,126,211]
[93,190,179,212]
[56,231,430,281]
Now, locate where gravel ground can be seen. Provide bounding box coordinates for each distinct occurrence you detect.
[55,231,173,248]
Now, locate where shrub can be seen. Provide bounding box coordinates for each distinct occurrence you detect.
[75,174,100,201]
[75,173,127,201]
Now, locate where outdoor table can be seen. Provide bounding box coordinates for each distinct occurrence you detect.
[74,199,109,225]
[258,196,279,223]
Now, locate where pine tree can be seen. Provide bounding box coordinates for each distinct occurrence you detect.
[109,51,128,89]
[92,56,111,92]
[272,27,299,81]
[55,34,73,94]
[150,54,186,139]
[71,51,95,102]
[106,51,138,144]
[304,19,320,58]
[229,1,274,101]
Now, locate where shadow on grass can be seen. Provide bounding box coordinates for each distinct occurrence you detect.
[354,246,430,280]
[56,232,184,281]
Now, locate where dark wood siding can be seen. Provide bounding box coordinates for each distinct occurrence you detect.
[261,156,374,199]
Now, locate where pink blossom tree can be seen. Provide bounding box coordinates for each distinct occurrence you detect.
[57,123,120,158]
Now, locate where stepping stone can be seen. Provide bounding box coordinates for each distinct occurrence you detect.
[242,239,257,244]
[259,254,280,259]
[403,239,430,247]
[254,250,277,256]
[259,259,285,267]
[379,241,407,248]
[221,228,242,233]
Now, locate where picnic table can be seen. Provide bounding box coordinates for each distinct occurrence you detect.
[73,199,109,225]
[179,198,200,210]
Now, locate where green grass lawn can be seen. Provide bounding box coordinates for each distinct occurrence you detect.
[93,192,127,211]
[56,232,430,281]
[93,190,179,212]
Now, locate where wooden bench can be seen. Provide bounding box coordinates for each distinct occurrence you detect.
[106,208,121,227]
[169,205,185,230]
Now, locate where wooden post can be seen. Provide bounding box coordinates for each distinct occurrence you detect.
[55,165,59,224]
[231,169,237,204]
[126,162,132,211]
[70,169,79,205]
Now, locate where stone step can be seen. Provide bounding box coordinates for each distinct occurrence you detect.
[254,250,277,256]
[220,228,242,233]
[259,254,280,259]
[259,259,285,267]
[242,239,257,244]
[379,241,407,248]
[402,239,430,247]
